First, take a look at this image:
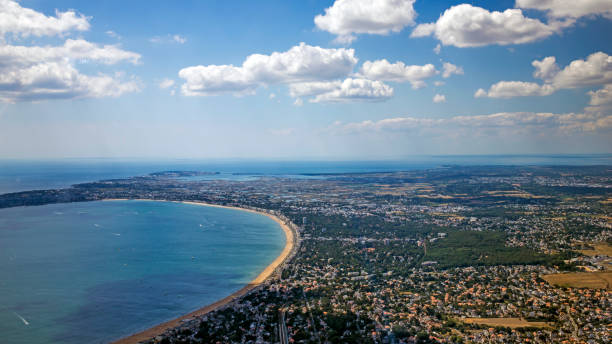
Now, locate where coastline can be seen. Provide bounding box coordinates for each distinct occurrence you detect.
[106,199,296,344]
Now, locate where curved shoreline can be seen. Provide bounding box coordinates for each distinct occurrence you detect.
[107,199,296,344]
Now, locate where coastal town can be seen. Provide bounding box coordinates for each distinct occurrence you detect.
[1,165,610,343]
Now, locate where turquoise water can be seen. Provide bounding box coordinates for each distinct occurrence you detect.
[0,200,285,344]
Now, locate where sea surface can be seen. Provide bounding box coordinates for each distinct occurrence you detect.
[0,200,285,344]
[0,155,610,195]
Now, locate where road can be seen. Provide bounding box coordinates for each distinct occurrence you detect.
[278,308,289,344]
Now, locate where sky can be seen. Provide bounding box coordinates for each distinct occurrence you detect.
[0,0,610,159]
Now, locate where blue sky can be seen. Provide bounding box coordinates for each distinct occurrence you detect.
[0,0,610,159]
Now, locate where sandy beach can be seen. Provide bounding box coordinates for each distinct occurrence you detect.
[106,199,296,344]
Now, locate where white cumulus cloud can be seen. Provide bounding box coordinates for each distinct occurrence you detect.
[0,0,89,38]
[179,43,358,97]
[478,52,612,98]
[474,89,487,98]
[311,78,393,103]
[314,0,417,44]
[0,39,140,67]
[532,56,559,81]
[442,62,463,78]
[550,52,612,89]
[179,64,256,96]
[292,78,393,103]
[411,4,564,47]
[477,81,556,98]
[0,1,141,103]
[358,59,437,88]
[586,84,612,112]
[0,60,140,102]
[242,43,356,83]
[289,81,342,98]
[433,94,446,103]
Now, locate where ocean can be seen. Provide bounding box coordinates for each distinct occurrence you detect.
[0,200,285,344]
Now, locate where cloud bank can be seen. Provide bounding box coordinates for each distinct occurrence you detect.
[0,0,140,102]
[476,52,612,99]
[330,111,611,136]
[179,43,449,103]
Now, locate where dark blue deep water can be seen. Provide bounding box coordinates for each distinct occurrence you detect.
[0,200,285,344]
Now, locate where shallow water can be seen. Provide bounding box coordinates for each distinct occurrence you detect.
[0,200,285,344]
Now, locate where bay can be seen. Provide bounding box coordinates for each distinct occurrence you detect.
[0,200,285,344]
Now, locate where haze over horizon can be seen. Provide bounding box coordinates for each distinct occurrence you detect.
[0,0,611,159]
